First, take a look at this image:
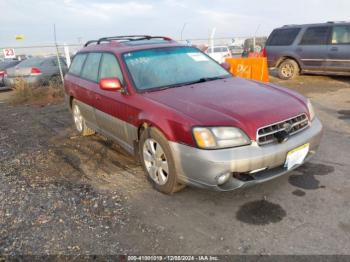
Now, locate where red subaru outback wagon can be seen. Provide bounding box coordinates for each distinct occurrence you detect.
[64,35,323,194]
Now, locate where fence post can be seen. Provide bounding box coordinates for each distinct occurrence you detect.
[53,24,64,84]
[64,43,71,67]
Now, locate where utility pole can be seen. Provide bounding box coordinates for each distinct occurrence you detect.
[210,27,216,51]
[253,24,261,52]
[180,22,188,41]
[53,24,64,84]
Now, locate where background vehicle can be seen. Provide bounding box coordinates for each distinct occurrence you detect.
[244,37,267,53]
[64,35,322,194]
[4,56,67,87]
[266,21,350,79]
[0,60,21,88]
[206,45,231,63]
[228,45,244,57]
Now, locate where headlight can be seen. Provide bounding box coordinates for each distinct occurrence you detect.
[193,127,251,149]
[307,99,315,121]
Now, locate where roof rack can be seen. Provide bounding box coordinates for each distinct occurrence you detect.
[84,35,173,47]
[282,24,299,27]
[327,21,349,24]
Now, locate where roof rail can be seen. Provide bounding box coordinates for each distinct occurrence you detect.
[282,24,299,27]
[84,35,173,47]
[84,40,99,47]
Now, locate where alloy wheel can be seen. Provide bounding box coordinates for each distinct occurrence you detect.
[281,63,294,78]
[73,104,83,132]
[143,138,169,185]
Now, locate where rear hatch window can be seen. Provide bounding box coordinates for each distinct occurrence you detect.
[267,28,301,46]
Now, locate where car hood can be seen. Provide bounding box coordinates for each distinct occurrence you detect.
[143,77,308,140]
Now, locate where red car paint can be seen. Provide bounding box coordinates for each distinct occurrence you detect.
[64,41,309,148]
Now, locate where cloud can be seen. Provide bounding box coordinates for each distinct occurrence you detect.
[64,0,154,20]
[1,0,350,46]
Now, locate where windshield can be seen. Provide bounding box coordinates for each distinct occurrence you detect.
[123,47,230,91]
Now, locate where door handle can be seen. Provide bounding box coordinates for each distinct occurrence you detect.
[330,46,338,51]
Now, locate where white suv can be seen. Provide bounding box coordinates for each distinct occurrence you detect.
[206,46,231,63]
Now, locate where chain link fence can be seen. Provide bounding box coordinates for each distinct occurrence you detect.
[0,35,267,61]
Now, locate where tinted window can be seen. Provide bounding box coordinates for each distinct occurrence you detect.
[17,58,45,67]
[69,53,87,75]
[43,59,56,67]
[99,53,124,83]
[0,61,19,70]
[81,53,102,82]
[267,28,300,46]
[300,26,331,45]
[332,25,350,44]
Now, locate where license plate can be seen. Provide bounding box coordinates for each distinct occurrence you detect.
[284,143,309,170]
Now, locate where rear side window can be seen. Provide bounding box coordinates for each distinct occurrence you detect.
[331,25,350,44]
[17,58,45,67]
[69,53,87,75]
[300,26,331,45]
[99,53,124,83]
[267,28,300,46]
[81,53,102,82]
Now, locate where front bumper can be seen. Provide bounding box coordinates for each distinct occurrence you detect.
[170,117,323,191]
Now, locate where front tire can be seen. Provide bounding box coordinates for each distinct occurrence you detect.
[278,59,299,80]
[72,100,95,136]
[139,128,185,194]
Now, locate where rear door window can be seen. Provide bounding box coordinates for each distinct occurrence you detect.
[69,53,87,76]
[267,28,300,46]
[300,26,331,45]
[99,53,124,83]
[81,53,102,82]
[331,25,350,44]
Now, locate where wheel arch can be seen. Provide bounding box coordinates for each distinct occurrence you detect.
[276,56,301,70]
[69,96,74,109]
[137,121,170,141]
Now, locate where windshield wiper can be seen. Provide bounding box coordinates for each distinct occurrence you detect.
[147,75,230,92]
[195,76,229,83]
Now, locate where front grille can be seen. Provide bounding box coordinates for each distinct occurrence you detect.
[257,114,309,145]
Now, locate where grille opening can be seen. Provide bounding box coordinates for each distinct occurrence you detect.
[233,172,255,182]
[257,114,309,145]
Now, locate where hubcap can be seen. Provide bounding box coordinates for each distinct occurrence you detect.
[73,104,83,132]
[281,63,294,78]
[143,138,169,185]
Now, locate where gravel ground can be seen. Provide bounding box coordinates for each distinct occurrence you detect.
[0,74,349,256]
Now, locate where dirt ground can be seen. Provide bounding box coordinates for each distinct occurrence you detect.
[0,74,350,256]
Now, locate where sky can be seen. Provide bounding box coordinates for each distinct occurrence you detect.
[1,0,350,47]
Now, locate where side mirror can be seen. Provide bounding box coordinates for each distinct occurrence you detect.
[221,62,231,71]
[99,77,122,91]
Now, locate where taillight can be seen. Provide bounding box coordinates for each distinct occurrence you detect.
[261,48,267,58]
[31,67,42,76]
[0,70,4,77]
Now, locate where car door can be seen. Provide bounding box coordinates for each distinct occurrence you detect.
[297,26,331,71]
[94,52,136,152]
[74,52,102,130]
[326,24,350,73]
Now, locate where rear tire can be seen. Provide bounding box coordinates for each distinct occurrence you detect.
[139,127,185,194]
[278,59,299,80]
[72,100,95,136]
